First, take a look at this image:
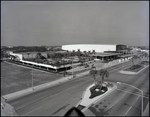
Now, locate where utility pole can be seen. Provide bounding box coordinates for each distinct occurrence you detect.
[72,59,73,77]
[32,68,34,90]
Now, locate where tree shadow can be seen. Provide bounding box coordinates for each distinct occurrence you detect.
[89,85,108,99]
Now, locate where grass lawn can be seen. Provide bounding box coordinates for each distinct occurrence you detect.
[1,62,65,96]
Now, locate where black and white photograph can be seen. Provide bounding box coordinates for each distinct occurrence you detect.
[1,1,149,116]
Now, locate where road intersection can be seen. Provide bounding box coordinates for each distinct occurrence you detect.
[6,60,149,116]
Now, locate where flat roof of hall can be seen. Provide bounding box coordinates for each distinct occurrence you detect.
[90,52,122,57]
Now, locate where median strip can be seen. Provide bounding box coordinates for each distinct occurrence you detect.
[2,76,73,102]
[2,59,131,102]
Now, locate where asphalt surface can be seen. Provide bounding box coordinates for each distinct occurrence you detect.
[8,60,149,116]
[84,71,149,116]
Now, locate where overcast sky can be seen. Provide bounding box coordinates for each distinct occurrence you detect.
[1,1,149,46]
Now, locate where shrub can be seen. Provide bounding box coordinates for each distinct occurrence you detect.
[130,64,141,70]
[89,85,108,99]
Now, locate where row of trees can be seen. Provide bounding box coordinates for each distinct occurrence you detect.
[89,65,109,89]
[131,52,149,66]
[89,65,109,98]
[23,52,78,68]
[47,49,96,59]
[1,46,48,53]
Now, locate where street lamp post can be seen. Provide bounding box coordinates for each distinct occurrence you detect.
[32,68,34,90]
[116,82,143,115]
[122,64,124,70]
[72,59,74,77]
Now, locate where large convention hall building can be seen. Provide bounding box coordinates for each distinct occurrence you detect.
[62,44,127,52]
[62,44,130,61]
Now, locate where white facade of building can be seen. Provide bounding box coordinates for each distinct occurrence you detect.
[8,51,23,60]
[62,44,117,52]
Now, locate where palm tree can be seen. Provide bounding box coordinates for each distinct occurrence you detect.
[27,52,30,59]
[66,50,70,57]
[92,50,96,54]
[127,48,132,54]
[77,49,81,57]
[35,52,46,63]
[147,54,149,61]
[139,54,143,62]
[89,65,97,85]
[62,60,67,77]
[35,52,42,59]
[136,55,141,64]
[47,52,51,59]
[72,50,76,56]
[141,52,145,61]
[83,51,87,57]
[131,55,138,66]
[143,53,148,61]
[88,50,91,55]
[99,69,109,85]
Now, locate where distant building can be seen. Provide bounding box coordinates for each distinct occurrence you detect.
[62,44,130,61]
[62,44,117,53]
[62,44,128,53]
[116,44,128,52]
[7,51,23,60]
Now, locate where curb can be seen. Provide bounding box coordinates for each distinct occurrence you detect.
[142,102,149,116]
[2,76,72,102]
[76,82,117,112]
[1,97,19,116]
[74,59,130,79]
[119,65,149,75]
[2,59,129,102]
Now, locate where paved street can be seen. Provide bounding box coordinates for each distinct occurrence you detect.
[8,61,149,116]
[2,1,149,116]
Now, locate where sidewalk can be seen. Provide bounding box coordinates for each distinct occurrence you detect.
[1,97,19,116]
[119,62,149,75]
[1,59,129,116]
[3,59,129,102]
[142,102,149,116]
[2,75,73,102]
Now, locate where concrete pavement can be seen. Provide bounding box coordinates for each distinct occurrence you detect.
[2,75,73,102]
[1,97,19,116]
[6,60,149,116]
[2,58,130,102]
[76,82,117,112]
[119,62,149,75]
[142,102,149,116]
[83,84,147,116]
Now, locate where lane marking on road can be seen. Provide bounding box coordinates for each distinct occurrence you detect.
[33,90,50,97]
[141,90,149,93]
[106,93,126,110]
[10,100,20,105]
[136,96,139,101]
[16,105,27,110]
[15,79,90,111]
[108,100,118,109]
[125,106,132,115]
[117,89,149,99]
[109,64,132,73]
[22,106,42,116]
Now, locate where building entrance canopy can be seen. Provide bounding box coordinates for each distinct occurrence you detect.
[89,52,122,61]
[90,52,122,57]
